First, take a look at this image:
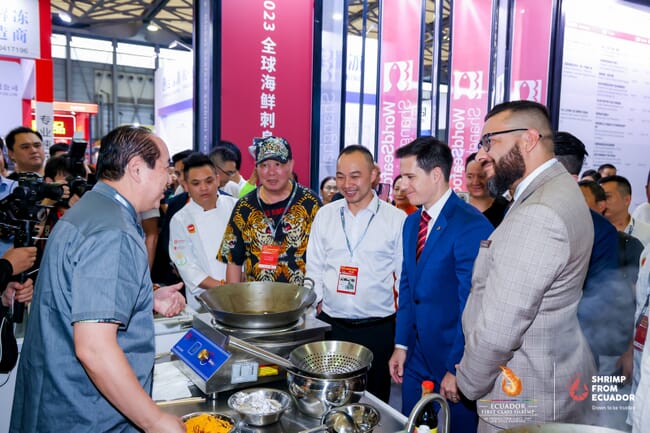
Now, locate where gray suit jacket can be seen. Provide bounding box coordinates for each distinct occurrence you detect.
[457,161,596,433]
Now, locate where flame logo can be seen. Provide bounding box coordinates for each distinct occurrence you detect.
[569,376,589,401]
[499,365,523,397]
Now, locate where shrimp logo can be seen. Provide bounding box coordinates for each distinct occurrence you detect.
[512,80,542,102]
[499,366,523,397]
[452,71,483,100]
[568,374,589,401]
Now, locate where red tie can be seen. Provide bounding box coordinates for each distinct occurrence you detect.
[416,211,431,262]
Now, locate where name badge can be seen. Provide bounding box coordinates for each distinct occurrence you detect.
[259,245,281,270]
[634,310,648,352]
[337,266,359,295]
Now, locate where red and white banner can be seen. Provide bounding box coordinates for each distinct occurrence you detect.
[376,0,423,187]
[509,0,554,104]
[447,0,494,192]
[221,0,313,184]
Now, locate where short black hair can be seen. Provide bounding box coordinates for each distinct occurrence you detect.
[581,169,600,181]
[209,146,238,167]
[579,180,606,203]
[465,152,477,170]
[44,155,73,180]
[598,163,616,174]
[396,136,453,181]
[338,144,375,170]
[485,100,551,124]
[5,126,43,151]
[599,175,632,197]
[49,143,70,155]
[182,152,215,177]
[220,140,242,170]
[553,131,588,176]
[172,149,193,165]
[96,126,160,181]
[319,176,335,191]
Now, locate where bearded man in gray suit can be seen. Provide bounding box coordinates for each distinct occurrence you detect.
[456,101,596,433]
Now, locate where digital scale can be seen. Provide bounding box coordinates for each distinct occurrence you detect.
[171,312,330,395]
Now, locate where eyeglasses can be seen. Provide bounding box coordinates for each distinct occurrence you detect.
[478,128,530,152]
[216,165,236,177]
[323,186,338,191]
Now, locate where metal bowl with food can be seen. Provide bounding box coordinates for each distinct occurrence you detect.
[227,387,292,426]
[326,403,381,433]
[181,412,236,433]
[198,281,316,329]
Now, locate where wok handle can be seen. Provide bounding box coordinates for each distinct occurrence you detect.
[302,277,315,290]
[228,335,295,371]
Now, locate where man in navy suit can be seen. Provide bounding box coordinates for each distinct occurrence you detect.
[389,137,493,433]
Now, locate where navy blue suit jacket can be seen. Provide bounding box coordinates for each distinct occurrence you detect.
[396,191,493,378]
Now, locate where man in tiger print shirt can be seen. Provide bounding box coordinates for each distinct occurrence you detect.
[218,136,321,283]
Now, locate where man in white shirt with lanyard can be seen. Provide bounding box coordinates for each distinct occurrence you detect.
[306,145,406,403]
[169,153,236,310]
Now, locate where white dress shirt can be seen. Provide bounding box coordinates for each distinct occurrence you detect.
[626,217,650,246]
[512,158,557,203]
[633,202,650,225]
[421,187,453,237]
[169,195,237,310]
[306,193,406,319]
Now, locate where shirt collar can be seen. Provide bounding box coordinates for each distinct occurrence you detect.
[341,191,380,216]
[513,158,557,203]
[93,181,138,223]
[423,187,452,221]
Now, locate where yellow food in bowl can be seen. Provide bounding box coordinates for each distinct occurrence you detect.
[184,413,232,433]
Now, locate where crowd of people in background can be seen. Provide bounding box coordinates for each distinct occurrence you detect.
[1,99,650,432]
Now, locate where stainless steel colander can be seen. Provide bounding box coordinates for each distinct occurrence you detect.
[228,337,373,379]
[288,341,373,376]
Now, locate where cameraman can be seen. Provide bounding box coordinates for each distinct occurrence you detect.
[37,156,87,253]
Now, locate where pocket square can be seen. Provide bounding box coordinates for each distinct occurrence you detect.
[480,240,492,248]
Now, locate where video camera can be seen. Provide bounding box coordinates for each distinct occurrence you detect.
[0,173,65,239]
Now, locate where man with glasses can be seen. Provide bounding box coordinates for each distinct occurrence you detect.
[209,145,240,197]
[456,101,595,432]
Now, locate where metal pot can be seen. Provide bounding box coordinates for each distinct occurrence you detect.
[499,423,628,433]
[287,368,368,418]
[197,281,316,329]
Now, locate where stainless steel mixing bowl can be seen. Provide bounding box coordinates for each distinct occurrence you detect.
[227,388,291,426]
[287,369,368,418]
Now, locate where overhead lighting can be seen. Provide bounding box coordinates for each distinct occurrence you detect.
[58,12,72,23]
[146,22,159,32]
[332,12,343,21]
[168,40,193,51]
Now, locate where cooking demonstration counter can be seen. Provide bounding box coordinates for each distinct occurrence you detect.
[157,379,408,433]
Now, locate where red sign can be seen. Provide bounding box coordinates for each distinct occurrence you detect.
[509,0,554,103]
[31,114,75,140]
[376,0,423,187]
[220,0,313,184]
[447,0,494,192]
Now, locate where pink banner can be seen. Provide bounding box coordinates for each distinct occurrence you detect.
[447,0,494,192]
[221,0,313,184]
[376,0,423,187]
[509,0,554,103]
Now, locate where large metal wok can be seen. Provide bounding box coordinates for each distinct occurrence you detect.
[197,281,316,329]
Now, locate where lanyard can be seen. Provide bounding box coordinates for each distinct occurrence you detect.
[340,200,380,258]
[256,181,298,242]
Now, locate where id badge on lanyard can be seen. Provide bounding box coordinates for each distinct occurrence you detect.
[634,301,649,352]
[337,265,359,295]
[259,245,281,270]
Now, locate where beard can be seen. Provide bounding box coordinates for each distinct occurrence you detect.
[487,143,525,197]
